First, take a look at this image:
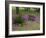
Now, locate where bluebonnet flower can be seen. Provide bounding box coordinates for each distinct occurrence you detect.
[22,15,29,21]
[29,15,36,21]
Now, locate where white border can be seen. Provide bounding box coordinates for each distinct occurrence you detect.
[9,4,43,35]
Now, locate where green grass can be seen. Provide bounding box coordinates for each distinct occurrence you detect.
[14,21,40,31]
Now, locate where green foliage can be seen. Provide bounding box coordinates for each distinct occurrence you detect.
[16,16,24,24]
[12,7,16,14]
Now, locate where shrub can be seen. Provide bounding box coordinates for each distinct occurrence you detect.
[15,16,24,25]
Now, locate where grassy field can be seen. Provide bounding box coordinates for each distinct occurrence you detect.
[12,7,40,31]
